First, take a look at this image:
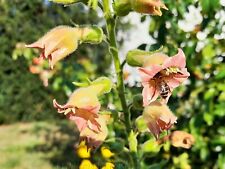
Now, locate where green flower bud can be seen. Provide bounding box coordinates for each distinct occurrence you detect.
[135,115,148,132]
[132,94,143,110]
[141,139,161,153]
[126,47,163,67]
[73,77,112,96]
[79,26,104,44]
[89,77,113,96]
[128,130,138,152]
[113,0,132,16]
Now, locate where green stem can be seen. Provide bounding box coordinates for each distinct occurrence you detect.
[102,0,131,134]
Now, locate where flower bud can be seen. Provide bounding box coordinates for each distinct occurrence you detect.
[79,160,98,169]
[135,115,148,132]
[101,146,114,158]
[77,141,91,158]
[79,26,104,44]
[141,139,161,153]
[89,77,113,96]
[128,131,138,152]
[126,48,166,67]
[113,0,132,16]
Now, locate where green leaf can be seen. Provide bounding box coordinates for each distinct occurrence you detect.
[204,88,216,100]
[203,112,214,126]
[202,44,216,59]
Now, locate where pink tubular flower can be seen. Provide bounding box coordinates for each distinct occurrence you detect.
[143,101,177,139]
[53,87,101,132]
[139,49,190,106]
[25,26,80,69]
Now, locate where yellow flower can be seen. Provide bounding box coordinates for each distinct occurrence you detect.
[102,162,115,169]
[79,160,98,169]
[101,146,114,158]
[77,141,91,158]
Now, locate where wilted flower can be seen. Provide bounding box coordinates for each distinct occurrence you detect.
[26,25,103,69]
[139,49,190,106]
[170,131,195,149]
[142,101,177,139]
[79,159,98,169]
[80,115,109,148]
[53,87,101,132]
[131,0,168,16]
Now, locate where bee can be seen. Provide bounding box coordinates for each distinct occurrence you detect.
[153,70,172,101]
[158,80,171,100]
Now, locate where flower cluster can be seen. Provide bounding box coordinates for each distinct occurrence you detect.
[127,48,190,139]
[25,0,195,168]
[53,77,112,148]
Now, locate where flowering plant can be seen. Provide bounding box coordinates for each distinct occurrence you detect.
[26,0,194,168]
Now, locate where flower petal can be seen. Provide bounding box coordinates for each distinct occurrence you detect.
[139,65,163,81]
[142,82,159,106]
[165,68,190,90]
[163,48,186,69]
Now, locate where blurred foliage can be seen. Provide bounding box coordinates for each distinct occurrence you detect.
[137,0,225,168]
[0,0,111,123]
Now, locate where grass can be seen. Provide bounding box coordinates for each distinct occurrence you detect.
[0,121,80,169]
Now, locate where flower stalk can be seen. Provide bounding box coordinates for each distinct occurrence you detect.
[103,0,131,135]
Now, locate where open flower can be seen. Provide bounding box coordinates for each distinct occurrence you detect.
[80,115,109,148]
[143,101,177,139]
[53,87,101,132]
[26,26,80,69]
[139,49,190,106]
[131,0,168,16]
[26,25,103,69]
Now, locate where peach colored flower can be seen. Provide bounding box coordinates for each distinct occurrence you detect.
[143,101,177,139]
[157,130,195,149]
[139,49,190,106]
[26,25,103,69]
[131,0,168,16]
[53,87,101,132]
[79,115,109,148]
[170,130,195,149]
[26,26,80,69]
